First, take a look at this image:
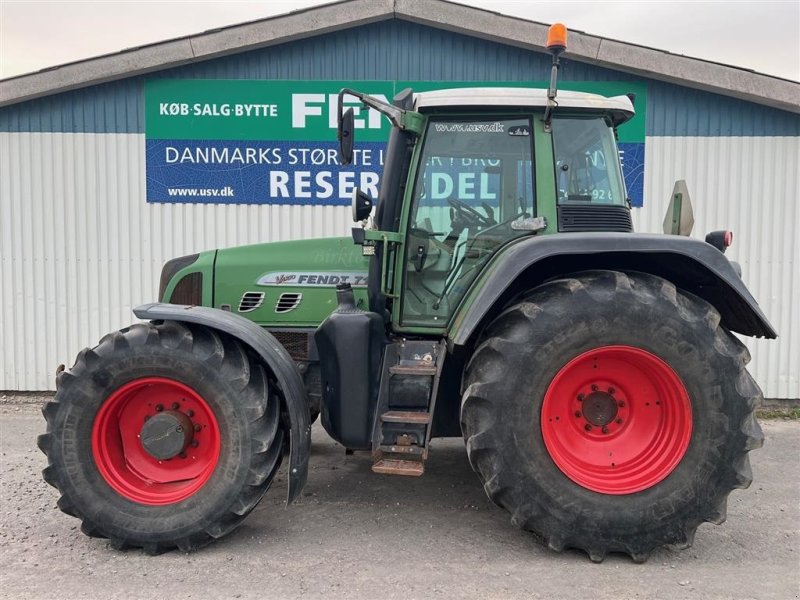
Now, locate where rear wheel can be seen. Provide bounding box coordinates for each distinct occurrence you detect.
[38,320,284,554]
[461,271,763,562]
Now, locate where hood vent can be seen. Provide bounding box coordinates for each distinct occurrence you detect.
[275,293,302,314]
[238,291,265,312]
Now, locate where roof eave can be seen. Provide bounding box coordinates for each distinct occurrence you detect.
[395,0,800,114]
[1,0,798,114]
[0,0,394,108]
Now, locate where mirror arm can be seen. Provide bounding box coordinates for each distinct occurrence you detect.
[338,88,406,130]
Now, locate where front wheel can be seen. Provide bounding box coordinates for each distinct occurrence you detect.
[38,320,285,554]
[461,271,764,562]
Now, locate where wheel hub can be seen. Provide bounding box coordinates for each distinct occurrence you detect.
[581,391,618,427]
[92,377,221,505]
[541,346,692,495]
[140,410,194,460]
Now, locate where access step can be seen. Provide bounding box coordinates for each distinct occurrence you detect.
[378,444,425,456]
[381,410,431,424]
[372,458,425,477]
[388,364,437,376]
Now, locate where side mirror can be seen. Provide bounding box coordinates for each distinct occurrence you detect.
[663,180,694,236]
[338,104,355,165]
[351,188,373,222]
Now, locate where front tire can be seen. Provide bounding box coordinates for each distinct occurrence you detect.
[38,320,284,554]
[461,271,764,562]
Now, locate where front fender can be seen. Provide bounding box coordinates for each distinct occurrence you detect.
[133,303,311,504]
[449,232,777,347]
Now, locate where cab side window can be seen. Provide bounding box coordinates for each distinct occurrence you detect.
[553,117,626,205]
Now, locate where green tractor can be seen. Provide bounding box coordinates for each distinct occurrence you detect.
[39,25,774,562]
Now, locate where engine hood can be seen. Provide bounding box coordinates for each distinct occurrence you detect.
[214,236,369,327]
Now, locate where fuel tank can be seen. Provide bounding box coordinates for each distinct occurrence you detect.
[315,284,385,449]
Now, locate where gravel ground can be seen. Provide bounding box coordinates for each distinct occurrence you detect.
[1,401,798,600]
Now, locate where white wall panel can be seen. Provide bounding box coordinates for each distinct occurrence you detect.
[632,136,800,400]
[1,132,798,398]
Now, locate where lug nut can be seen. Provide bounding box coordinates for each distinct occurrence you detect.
[179,451,187,459]
[171,402,180,410]
[618,401,625,408]
[577,393,585,401]
[155,404,164,412]
[186,410,194,418]
[591,384,598,391]
[584,424,592,431]
[616,418,623,424]
[575,411,582,418]
[194,424,202,432]
[608,387,615,394]
[191,440,199,448]
[601,426,609,434]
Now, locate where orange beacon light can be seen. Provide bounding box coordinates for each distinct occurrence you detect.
[547,23,568,53]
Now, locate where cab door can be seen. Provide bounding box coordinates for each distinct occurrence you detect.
[393,115,537,331]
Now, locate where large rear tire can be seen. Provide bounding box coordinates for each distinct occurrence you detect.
[461,271,764,562]
[38,320,284,554]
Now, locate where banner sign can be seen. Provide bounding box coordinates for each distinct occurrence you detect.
[145,80,646,207]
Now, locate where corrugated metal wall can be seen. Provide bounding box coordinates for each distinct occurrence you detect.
[1,19,798,397]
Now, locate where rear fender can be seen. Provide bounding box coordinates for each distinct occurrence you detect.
[134,303,311,504]
[448,233,777,349]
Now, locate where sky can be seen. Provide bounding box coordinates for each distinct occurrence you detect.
[1,0,798,82]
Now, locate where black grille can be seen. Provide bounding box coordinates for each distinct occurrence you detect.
[169,272,203,305]
[158,253,199,301]
[271,331,310,361]
[558,205,633,233]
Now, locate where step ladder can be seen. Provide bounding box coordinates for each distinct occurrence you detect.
[371,340,445,476]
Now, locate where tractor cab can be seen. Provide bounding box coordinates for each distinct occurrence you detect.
[398,88,633,325]
[338,85,634,329]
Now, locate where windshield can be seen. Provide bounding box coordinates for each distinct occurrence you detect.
[401,117,535,327]
[552,117,627,205]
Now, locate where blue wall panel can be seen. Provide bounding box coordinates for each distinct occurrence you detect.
[1,20,798,136]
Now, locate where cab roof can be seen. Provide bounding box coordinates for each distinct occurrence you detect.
[413,87,635,125]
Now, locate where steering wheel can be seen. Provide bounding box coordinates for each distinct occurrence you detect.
[447,197,495,228]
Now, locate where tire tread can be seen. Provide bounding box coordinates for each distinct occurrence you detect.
[39,320,286,554]
[461,270,764,562]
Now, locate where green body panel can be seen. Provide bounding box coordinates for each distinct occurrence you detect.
[213,237,369,326]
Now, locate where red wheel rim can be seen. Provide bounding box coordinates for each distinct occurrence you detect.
[92,377,221,505]
[541,346,692,495]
